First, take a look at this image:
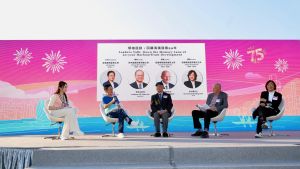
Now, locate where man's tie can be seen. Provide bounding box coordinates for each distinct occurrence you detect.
[139,83,142,89]
[159,93,162,102]
[165,85,168,89]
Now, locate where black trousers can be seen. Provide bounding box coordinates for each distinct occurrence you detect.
[192,110,218,130]
[253,106,278,134]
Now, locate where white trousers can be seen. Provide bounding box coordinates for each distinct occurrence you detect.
[50,107,82,138]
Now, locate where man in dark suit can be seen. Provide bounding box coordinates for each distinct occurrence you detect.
[151,82,173,137]
[252,80,282,138]
[160,70,174,89]
[191,83,228,138]
[184,70,202,89]
[130,69,148,89]
[102,70,119,88]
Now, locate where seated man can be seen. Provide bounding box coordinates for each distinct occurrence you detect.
[191,83,228,138]
[102,84,138,138]
[150,82,173,137]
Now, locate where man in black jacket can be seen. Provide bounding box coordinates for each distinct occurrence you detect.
[150,82,173,137]
[253,80,282,138]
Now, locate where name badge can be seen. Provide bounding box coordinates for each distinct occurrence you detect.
[163,95,168,99]
[273,96,278,100]
[216,99,221,103]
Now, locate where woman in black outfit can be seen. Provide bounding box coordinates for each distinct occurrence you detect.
[253,80,282,138]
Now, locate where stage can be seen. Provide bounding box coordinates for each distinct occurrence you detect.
[1,131,300,169]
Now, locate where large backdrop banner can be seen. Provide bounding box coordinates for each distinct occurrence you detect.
[0,40,299,135]
[97,42,207,101]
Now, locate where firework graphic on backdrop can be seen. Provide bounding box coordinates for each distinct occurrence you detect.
[274,59,288,73]
[13,48,33,66]
[223,49,245,70]
[42,50,67,73]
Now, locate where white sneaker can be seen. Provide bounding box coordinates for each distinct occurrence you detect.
[60,137,67,140]
[130,121,139,127]
[73,131,84,136]
[255,132,263,138]
[117,133,125,138]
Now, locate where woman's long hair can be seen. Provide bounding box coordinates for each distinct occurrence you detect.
[54,81,68,103]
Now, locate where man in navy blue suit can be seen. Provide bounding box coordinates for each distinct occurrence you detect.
[150,82,173,137]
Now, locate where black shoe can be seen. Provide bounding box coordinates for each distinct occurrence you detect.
[163,132,169,137]
[201,131,209,138]
[154,132,161,137]
[191,131,203,136]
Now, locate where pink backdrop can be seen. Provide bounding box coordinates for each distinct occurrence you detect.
[0,40,299,120]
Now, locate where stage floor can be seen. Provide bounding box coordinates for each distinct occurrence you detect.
[1,131,300,149]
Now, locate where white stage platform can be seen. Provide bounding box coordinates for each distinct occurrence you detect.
[1,131,300,169]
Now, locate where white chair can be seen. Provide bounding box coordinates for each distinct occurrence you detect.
[250,98,285,136]
[43,100,64,140]
[211,108,227,136]
[99,104,119,137]
[146,107,176,123]
[146,107,175,137]
[266,99,285,136]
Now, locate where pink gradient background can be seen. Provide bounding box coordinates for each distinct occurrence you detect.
[0,40,299,120]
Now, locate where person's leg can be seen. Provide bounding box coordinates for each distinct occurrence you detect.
[192,110,205,130]
[256,114,264,134]
[64,108,83,135]
[204,110,218,131]
[119,109,133,125]
[264,108,279,119]
[258,107,267,122]
[255,106,277,137]
[254,106,269,132]
[50,109,71,139]
[108,110,125,133]
[252,106,261,119]
[161,113,170,133]
[153,112,161,133]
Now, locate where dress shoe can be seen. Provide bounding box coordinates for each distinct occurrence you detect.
[163,132,169,137]
[201,131,209,138]
[191,131,203,136]
[154,132,161,137]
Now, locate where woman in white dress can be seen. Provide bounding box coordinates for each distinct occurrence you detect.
[48,81,84,140]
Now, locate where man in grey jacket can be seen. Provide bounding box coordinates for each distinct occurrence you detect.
[191,83,228,138]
